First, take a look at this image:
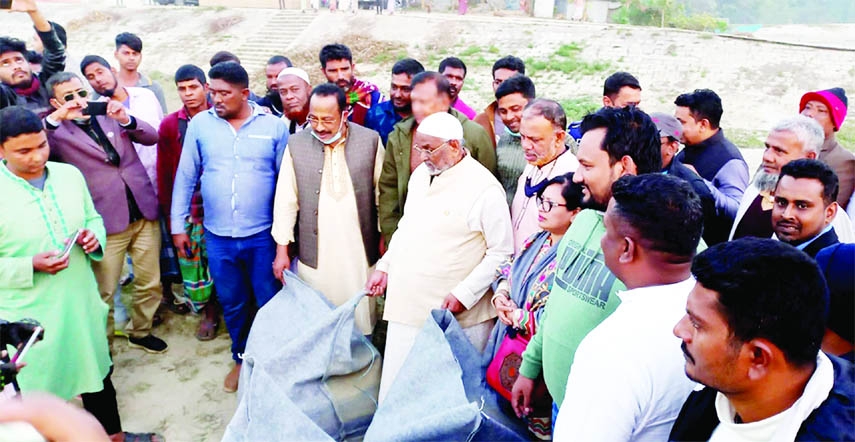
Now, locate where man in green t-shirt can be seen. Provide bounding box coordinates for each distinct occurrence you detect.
[511,106,663,422]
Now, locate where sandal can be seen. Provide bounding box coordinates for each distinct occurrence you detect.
[164,298,190,315]
[123,432,165,442]
[195,316,218,341]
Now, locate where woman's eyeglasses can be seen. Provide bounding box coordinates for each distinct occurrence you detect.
[536,196,567,212]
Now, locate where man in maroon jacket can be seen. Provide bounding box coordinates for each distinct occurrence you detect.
[157,64,220,341]
[44,71,167,354]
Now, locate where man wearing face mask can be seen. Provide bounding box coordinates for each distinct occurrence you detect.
[365,111,513,403]
[272,83,384,336]
[511,99,579,254]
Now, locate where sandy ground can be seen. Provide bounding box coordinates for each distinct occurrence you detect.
[0,3,844,441]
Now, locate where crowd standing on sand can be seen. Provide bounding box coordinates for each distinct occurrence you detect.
[1,1,854,441]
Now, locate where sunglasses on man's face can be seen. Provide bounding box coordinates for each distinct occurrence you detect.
[63,89,88,102]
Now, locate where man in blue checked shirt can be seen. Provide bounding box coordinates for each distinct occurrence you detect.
[170,61,288,393]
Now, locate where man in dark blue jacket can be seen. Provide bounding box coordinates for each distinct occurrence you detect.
[670,238,854,441]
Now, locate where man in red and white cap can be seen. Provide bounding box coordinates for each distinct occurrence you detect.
[800,87,854,209]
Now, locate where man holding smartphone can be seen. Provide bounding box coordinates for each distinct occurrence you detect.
[0,0,66,115]
[43,71,168,355]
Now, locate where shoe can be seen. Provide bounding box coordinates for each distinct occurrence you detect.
[224,363,241,393]
[128,334,168,354]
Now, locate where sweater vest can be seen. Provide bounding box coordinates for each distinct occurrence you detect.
[384,156,499,328]
[288,122,380,268]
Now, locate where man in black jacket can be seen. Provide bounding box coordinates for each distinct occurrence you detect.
[652,112,724,244]
[670,238,854,441]
[0,0,66,115]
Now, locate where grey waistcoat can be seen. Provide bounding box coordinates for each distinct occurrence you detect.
[288,122,381,269]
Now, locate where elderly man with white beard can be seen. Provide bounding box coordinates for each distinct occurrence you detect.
[365,111,513,404]
[730,115,854,242]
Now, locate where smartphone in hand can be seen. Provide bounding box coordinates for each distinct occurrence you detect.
[82,101,108,116]
[58,230,82,260]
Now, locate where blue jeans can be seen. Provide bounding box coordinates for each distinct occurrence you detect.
[205,228,282,361]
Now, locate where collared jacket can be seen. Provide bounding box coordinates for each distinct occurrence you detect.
[668,354,855,442]
[819,137,855,210]
[473,100,499,149]
[378,108,496,244]
[46,116,160,235]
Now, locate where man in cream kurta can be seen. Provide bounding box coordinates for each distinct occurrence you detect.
[272,84,384,335]
[366,112,514,403]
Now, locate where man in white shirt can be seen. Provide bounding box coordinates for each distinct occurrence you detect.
[669,238,854,441]
[554,173,702,441]
[365,112,513,404]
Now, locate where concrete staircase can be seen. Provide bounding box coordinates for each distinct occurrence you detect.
[236,10,317,74]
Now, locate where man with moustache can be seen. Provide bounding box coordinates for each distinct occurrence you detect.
[729,115,853,242]
[670,238,854,442]
[171,62,288,392]
[255,55,292,118]
[81,55,163,190]
[156,64,219,339]
[439,57,476,119]
[364,58,424,145]
[43,71,166,354]
[272,83,384,336]
[276,67,312,134]
[378,71,495,245]
[510,99,579,252]
[0,0,66,115]
[511,106,662,421]
[319,43,382,126]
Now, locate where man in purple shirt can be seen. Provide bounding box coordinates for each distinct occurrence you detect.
[439,56,476,120]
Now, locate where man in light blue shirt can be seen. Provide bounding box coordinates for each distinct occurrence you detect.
[171,62,288,393]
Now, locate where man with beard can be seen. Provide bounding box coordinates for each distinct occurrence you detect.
[171,62,287,393]
[114,32,168,114]
[255,55,292,117]
[366,112,512,403]
[81,55,163,190]
[670,238,854,442]
[378,71,495,246]
[364,58,424,145]
[439,56,476,120]
[319,43,382,126]
[511,106,662,421]
[772,159,842,258]
[0,0,66,115]
[729,115,853,242]
[276,67,311,134]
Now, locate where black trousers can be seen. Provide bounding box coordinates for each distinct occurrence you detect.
[81,367,122,435]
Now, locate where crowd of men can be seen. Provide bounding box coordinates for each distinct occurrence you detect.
[1,1,854,441]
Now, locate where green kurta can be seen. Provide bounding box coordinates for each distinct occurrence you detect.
[0,161,111,400]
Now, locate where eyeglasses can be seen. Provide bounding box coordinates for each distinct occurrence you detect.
[307,114,343,127]
[413,141,450,157]
[536,196,567,212]
[62,89,89,102]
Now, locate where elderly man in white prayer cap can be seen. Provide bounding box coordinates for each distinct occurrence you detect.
[277,67,312,133]
[366,112,514,403]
